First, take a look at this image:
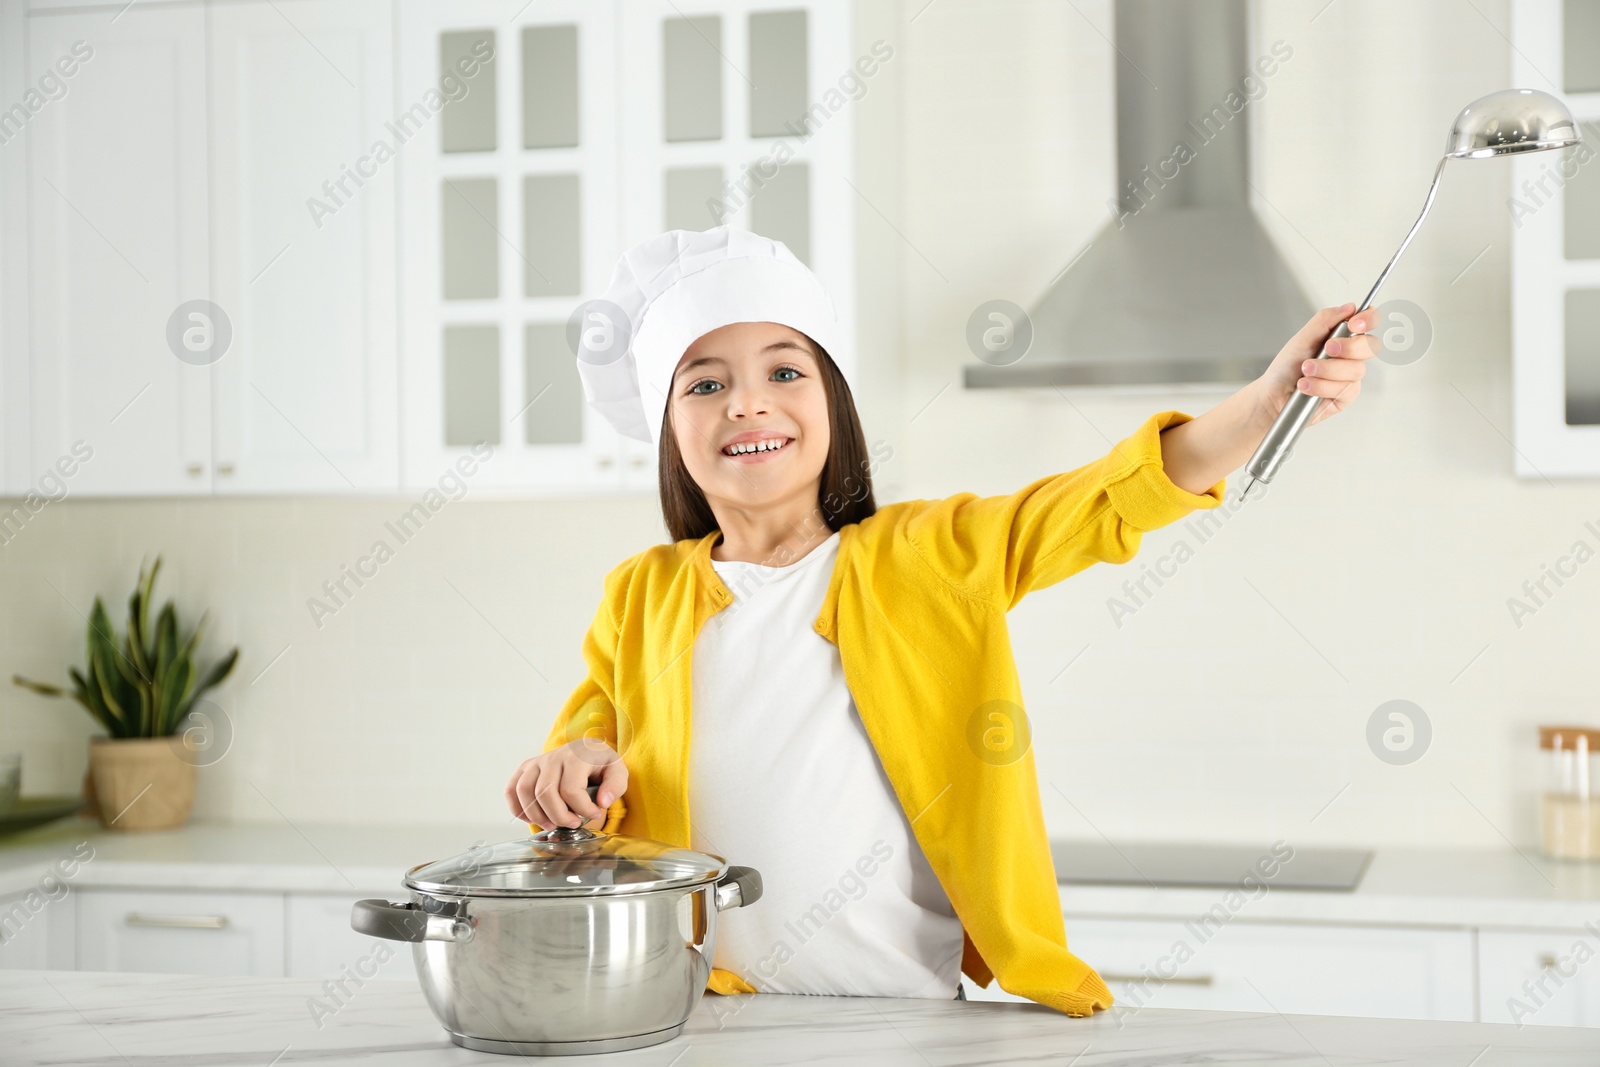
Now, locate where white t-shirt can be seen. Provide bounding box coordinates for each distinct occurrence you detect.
[687,529,965,998]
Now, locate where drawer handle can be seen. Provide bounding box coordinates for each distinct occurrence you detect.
[1099,972,1214,987]
[125,912,229,930]
[1539,953,1560,970]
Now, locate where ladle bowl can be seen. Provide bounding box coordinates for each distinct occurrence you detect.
[1242,88,1583,494]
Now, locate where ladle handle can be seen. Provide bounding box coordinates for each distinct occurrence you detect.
[1240,156,1450,497]
[1241,320,1350,488]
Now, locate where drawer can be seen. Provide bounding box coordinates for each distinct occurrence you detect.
[76,889,285,977]
[285,894,416,983]
[967,917,1475,1021]
[1480,929,1600,1027]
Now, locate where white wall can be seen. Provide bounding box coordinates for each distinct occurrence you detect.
[899,0,1590,851]
[2,0,1590,852]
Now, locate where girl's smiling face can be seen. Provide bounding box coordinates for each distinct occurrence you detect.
[667,321,831,513]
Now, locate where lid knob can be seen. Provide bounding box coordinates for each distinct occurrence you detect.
[531,783,608,843]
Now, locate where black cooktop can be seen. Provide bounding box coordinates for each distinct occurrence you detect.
[1052,840,1372,892]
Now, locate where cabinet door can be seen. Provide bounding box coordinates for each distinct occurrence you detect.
[0,891,52,970]
[993,917,1476,1021]
[76,889,285,977]
[208,0,400,493]
[1510,3,1600,475]
[617,0,858,375]
[26,7,212,495]
[285,893,416,982]
[1480,928,1600,1028]
[397,0,625,493]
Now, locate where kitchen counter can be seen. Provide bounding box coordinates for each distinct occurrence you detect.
[0,816,515,896]
[4,817,1600,932]
[4,969,1597,1065]
[1059,843,1600,932]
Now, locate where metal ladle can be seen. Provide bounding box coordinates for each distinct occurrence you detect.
[1240,88,1582,499]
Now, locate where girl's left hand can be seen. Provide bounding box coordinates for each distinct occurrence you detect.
[1252,303,1381,429]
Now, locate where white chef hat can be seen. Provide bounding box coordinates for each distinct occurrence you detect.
[574,225,848,448]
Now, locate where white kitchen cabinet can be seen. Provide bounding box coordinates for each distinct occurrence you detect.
[0,891,52,970]
[76,889,285,977]
[285,893,416,983]
[1511,2,1600,475]
[396,0,628,493]
[614,0,858,492]
[397,0,857,495]
[206,0,400,493]
[7,0,861,497]
[976,918,1476,1022]
[1479,928,1600,1027]
[19,0,398,496]
[25,6,213,495]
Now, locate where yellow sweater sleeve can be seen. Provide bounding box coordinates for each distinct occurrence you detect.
[707,968,758,995]
[903,410,1224,609]
[530,558,635,832]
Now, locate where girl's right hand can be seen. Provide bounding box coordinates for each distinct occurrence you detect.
[504,739,629,830]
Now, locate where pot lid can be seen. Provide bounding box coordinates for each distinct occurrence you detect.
[404,824,727,898]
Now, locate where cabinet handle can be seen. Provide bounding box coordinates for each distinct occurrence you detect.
[597,456,614,468]
[1539,953,1560,970]
[629,456,647,468]
[125,912,229,930]
[217,463,235,476]
[187,464,204,477]
[1098,972,1214,987]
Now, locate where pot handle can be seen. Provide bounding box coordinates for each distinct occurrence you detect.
[714,866,763,911]
[351,899,473,943]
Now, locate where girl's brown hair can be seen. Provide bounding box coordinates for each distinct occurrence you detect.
[658,337,877,544]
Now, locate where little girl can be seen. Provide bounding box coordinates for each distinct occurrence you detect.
[505,225,1376,1015]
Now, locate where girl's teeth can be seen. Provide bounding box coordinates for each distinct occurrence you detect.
[728,439,786,455]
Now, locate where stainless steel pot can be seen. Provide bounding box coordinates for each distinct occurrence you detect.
[351,814,762,1056]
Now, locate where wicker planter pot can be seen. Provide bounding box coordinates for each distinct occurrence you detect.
[87,737,195,831]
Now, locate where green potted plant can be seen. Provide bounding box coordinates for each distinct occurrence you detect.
[12,557,239,831]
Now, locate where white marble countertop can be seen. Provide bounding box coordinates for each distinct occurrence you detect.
[0,816,517,897]
[3,969,1596,1066]
[4,816,1600,931]
[1060,845,1600,931]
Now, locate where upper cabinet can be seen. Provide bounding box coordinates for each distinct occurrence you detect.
[24,5,212,496]
[2,0,857,497]
[16,0,397,496]
[616,0,857,475]
[1512,0,1600,476]
[207,0,399,494]
[396,0,625,493]
[397,0,856,493]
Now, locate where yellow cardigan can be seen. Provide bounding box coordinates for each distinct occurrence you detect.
[539,409,1223,1015]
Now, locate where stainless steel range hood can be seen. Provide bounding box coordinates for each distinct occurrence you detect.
[965,0,1314,388]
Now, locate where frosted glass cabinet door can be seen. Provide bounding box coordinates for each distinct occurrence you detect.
[1510,4,1600,474]
[617,0,856,497]
[398,0,623,493]
[207,0,400,493]
[25,6,212,495]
